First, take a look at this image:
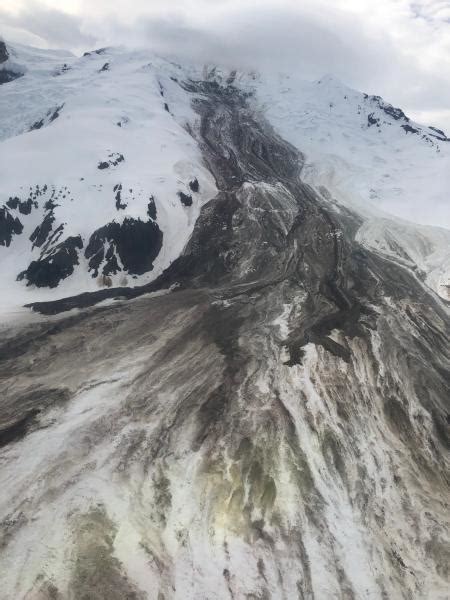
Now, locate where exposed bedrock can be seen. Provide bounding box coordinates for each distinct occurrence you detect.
[0,41,8,64]
[0,41,24,85]
[0,69,24,85]
[6,196,37,215]
[85,217,163,277]
[1,82,449,599]
[0,206,23,246]
[18,235,83,288]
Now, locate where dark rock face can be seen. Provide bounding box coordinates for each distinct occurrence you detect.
[402,124,420,135]
[30,212,55,248]
[147,196,157,219]
[6,197,36,215]
[30,104,64,131]
[0,40,8,64]
[85,218,163,277]
[83,48,107,58]
[0,206,23,246]
[18,236,83,288]
[189,178,200,192]
[364,94,450,150]
[367,113,380,127]
[429,126,449,141]
[3,79,449,599]
[0,69,23,85]
[0,42,24,85]
[371,95,408,121]
[30,118,44,131]
[102,249,120,276]
[178,191,193,207]
[49,104,64,122]
[114,183,127,210]
[366,94,446,146]
[98,153,125,170]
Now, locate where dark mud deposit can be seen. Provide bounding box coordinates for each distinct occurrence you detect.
[0,81,449,599]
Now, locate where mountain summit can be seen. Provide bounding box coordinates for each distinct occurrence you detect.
[0,40,449,600]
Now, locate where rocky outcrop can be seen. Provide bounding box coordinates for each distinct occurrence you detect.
[6,197,37,215]
[0,40,8,64]
[18,235,83,288]
[0,40,24,85]
[178,191,193,206]
[0,206,23,246]
[85,218,163,277]
[98,153,125,170]
[30,104,64,131]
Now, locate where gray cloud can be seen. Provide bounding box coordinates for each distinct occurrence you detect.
[132,9,391,80]
[0,2,95,51]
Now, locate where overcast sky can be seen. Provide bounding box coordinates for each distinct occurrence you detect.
[1,0,450,131]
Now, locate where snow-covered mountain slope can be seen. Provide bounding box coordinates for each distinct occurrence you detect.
[0,40,449,316]
[0,42,216,314]
[250,72,450,228]
[0,40,449,600]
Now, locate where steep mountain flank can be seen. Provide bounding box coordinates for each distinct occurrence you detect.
[0,80,448,600]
